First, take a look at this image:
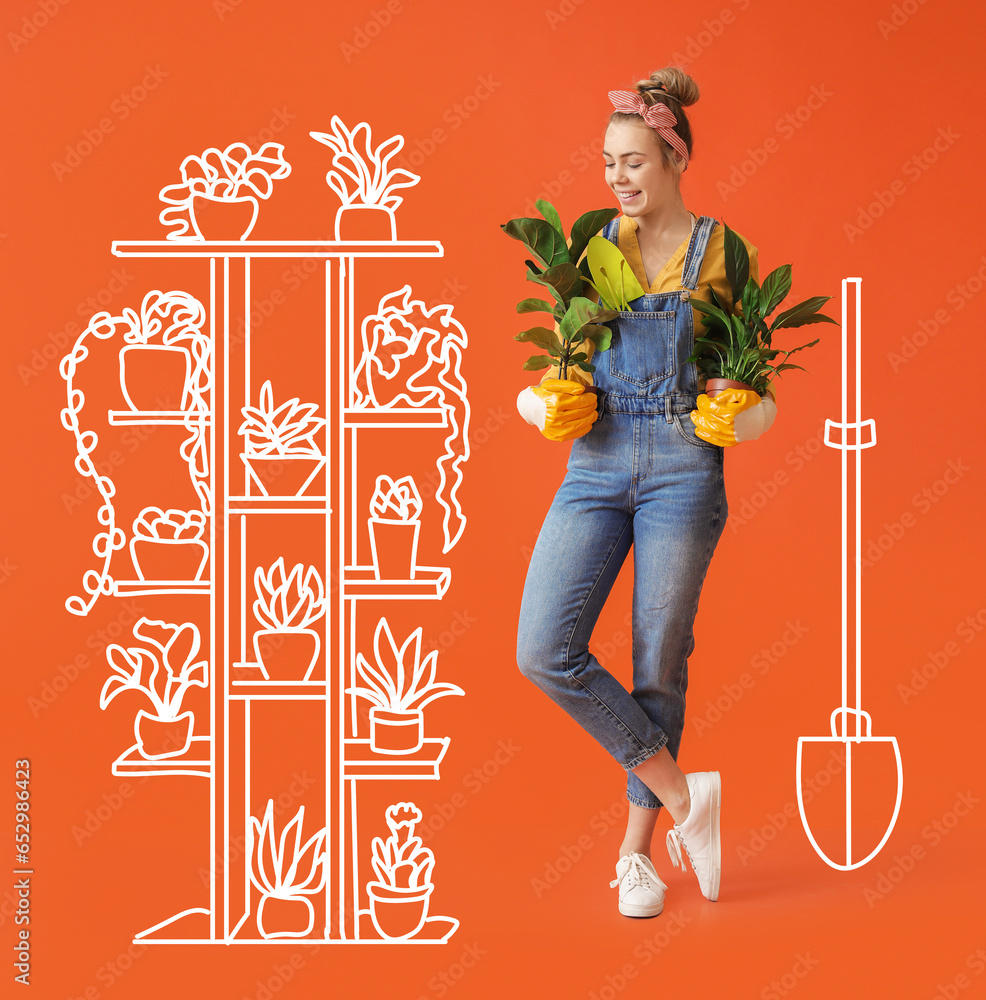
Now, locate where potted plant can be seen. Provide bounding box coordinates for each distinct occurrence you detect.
[368,475,422,581]
[100,618,208,760]
[238,379,326,497]
[253,557,326,681]
[158,141,292,241]
[347,615,464,755]
[118,290,210,414]
[501,199,619,381]
[310,118,420,240]
[350,286,470,554]
[367,802,435,940]
[686,223,838,397]
[248,799,326,939]
[130,507,208,582]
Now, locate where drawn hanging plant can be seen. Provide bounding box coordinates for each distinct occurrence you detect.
[159,142,292,241]
[130,507,208,583]
[253,557,326,681]
[347,616,464,755]
[368,475,422,581]
[248,799,326,939]
[367,802,436,940]
[100,617,209,760]
[501,199,620,381]
[238,380,326,497]
[351,286,469,552]
[686,223,837,396]
[310,118,420,240]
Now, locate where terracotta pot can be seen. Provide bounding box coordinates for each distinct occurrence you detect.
[368,518,420,581]
[334,205,396,241]
[704,377,757,399]
[120,345,190,412]
[135,710,193,759]
[367,882,433,940]
[256,894,314,939]
[369,707,424,755]
[130,538,208,582]
[241,455,325,497]
[189,194,259,241]
[254,629,320,681]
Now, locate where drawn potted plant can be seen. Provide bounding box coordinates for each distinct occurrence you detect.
[130,507,208,582]
[367,803,435,940]
[310,118,420,240]
[238,379,326,497]
[351,286,470,554]
[248,799,326,939]
[253,557,326,681]
[348,616,464,755]
[687,222,837,397]
[101,618,208,759]
[119,290,210,413]
[502,199,619,381]
[159,142,292,241]
[368,475,422,580]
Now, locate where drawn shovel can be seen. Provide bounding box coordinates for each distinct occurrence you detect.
[796,277,903,871]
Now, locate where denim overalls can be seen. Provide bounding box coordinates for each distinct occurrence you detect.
[517,215,728,810]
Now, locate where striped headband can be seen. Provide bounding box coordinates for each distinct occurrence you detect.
[608,90,689,166]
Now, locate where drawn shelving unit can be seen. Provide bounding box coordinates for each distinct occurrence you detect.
[60,127,469,946]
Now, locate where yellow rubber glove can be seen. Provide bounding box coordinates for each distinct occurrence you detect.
[528,378,598,442]
[690,389,777,447]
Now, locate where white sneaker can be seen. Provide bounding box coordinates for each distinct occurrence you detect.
[666,771,721,901]
[609,852,667,917]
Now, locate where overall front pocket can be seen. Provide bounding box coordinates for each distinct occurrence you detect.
[606,310,676,387]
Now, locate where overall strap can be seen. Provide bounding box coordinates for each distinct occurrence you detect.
[679,215,717,291]
[602,217,621,244]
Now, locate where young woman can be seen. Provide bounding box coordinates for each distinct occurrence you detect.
[515,67,777,918]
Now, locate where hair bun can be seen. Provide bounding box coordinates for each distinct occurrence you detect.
[636,67,700,108]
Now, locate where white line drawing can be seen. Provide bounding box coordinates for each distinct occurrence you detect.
[248,800,327,940]
[310,119,420,241]
[352,287,470,553]
[239,379,327,497]
[362,802,457,942]
[252,558,326,681]
[100,617,209,765]
[159,142,292,242]
[348,616,465,755]
[62,120,468,944]
[797,277,903,871]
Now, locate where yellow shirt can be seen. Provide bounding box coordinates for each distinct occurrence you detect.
[541,213,760,391]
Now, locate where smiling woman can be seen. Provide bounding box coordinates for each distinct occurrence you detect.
[514,65,779,921]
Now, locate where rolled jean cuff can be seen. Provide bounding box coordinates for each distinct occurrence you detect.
[627,790,662,809]
[624,733,668,772]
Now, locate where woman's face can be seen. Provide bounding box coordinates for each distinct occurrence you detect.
[602,120,682,220]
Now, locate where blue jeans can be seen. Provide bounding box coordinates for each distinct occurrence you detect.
[516,214,728,809]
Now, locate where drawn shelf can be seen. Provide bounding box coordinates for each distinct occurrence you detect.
[111,737,211,778]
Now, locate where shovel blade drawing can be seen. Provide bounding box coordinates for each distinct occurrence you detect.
[797,711,903,870]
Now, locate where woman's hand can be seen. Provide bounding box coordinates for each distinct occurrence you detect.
[690,388,777,447]
[516,378,598,442]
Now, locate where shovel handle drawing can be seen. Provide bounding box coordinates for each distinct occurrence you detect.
[796,278,904,871]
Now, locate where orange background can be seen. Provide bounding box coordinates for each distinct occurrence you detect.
[3,0,985,997]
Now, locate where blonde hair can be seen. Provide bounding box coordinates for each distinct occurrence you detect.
[608,67,699,176]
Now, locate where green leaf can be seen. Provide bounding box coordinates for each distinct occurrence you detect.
[535,199,564,237]
[559,296,605,342]
[582,323,612,352]
[722,223,750,303]
[514,327,563,352]
[502,217,570,268]
[522,355,553,371]
[569,207,621,265]
[770,296,835,330]
[741,275,761,328]
[759,265,792,316]
[574,361,596,372]
[532,262,585,309]
[516,297,553,314]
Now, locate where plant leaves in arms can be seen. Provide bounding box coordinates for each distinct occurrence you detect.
[722,223,750,303]
[581,323,612,352]
[535,199,564,237]
[523,355,554,371]
[771,296,838,330]
[529,262,585,309]
[568,207,620,264]
[559,297,604,342]
[514,327,563,352]
[501,218,570,268]
[759,264,792,316]
[516,297,553,314]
